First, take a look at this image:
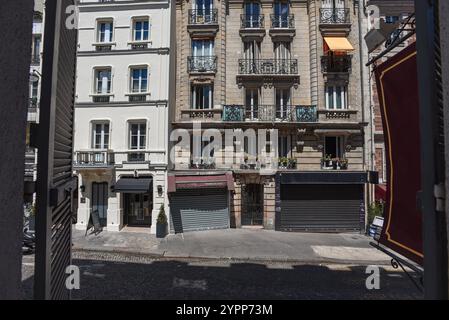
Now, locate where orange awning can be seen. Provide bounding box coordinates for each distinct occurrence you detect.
[324,37,355,51]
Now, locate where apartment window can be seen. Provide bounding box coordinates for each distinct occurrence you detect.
[191,85,213,109]
[97,20,113,43]
[192,39,214,57]
[275,88,291,119]
[274,42,291,60]
[324,136,344,159]
[133,19,149,41]
[245,88,260,119]
[31,35,41,62]
[92,122,110,149]
[95,68,112,94]
[321,0,345,9]
[273,1,290,28]
[244,1,261,28]
[278,135,291,158]
[31,80,39,99]
[244,40,261,60]
[325,84,347,109]
[129,122,146,161]
[130,67,148,93]
[194,0,213,13]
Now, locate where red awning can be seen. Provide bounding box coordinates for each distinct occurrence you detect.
[375,184,387,202]
[168,173,234,193]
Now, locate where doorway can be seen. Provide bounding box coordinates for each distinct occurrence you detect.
[92,182,108,227]
[241,184,264,226]
[124,193,152,227]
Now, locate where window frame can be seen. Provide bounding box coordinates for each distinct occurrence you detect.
[91,121,110,150]
[128,121,147,150]
[96,19,114,43]
[191,84,214,109]
[324,136,344,159]
[325,84,348,110]
[132,17,150,42]
[94,67,112,94]
[129,66,149,93]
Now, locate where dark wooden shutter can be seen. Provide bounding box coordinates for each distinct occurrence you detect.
[34,0,77,300]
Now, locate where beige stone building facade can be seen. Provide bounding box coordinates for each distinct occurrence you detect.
[169,0,375,233]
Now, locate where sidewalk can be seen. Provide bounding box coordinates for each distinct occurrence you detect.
[72,227,391,265]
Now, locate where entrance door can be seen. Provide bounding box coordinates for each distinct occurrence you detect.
[125,193,152,226]
[92,182,108,227]
[241,184,264,226]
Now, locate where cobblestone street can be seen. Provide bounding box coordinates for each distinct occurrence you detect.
[22,251,423,300]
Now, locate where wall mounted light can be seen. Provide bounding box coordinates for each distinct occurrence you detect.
[80,185,85,193]
[157,185,163,195]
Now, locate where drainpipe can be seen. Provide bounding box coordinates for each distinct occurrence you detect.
[358,0,374,231]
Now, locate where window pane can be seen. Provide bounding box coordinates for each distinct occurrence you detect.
[336,86,342,109]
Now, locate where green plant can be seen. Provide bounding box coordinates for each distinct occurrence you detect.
[157,204,167,224]
[367,201,384,225]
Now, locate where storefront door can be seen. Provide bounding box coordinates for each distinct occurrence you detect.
[124,193,152,227]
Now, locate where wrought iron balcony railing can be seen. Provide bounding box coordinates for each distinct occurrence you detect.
[128,94,147,102]
[92,95,111,103]
[296,105,317,122]
[190,157,216,170]
[238,59,298,75]
[222,105,317,122]
[240,14,265,28]
[270,14,295,29]
[188,9,218,25]
[74,150,115,167]
[319,8,350,24]
[321,55,352,73]
[187,56,217,73]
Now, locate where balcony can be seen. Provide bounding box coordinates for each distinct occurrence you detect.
[73,150,115,169]
[321,55,352,73]
[269,14,295,40]
[187,56,217,73]
[240,14,265,40]
[222,105,317,123]
[319,8,351,35]
[321,158,348,170]
[181,108,223,121]
[317,109,358,122]
[187,9,219,36]
[237,59,299,86]
[128,94,147,103]
[190,157,216,170]
[92,95,111,103]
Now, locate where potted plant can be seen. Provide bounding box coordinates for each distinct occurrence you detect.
[278,157,288,169]
[287,158,297,169]
[340,158,348,170]
[321,154,332,169]
[156,204,168,238]
[333,157,339,170]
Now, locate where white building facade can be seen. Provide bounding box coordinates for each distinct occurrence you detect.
[74,0,171,234]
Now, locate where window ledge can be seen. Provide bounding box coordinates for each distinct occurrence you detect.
[125,92,150,96]
[90,93,114,97]
[92,42,116,47]
[127,40,152,45]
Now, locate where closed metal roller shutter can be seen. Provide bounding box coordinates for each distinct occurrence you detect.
[280,184,363,232]
[170,188,229,233]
